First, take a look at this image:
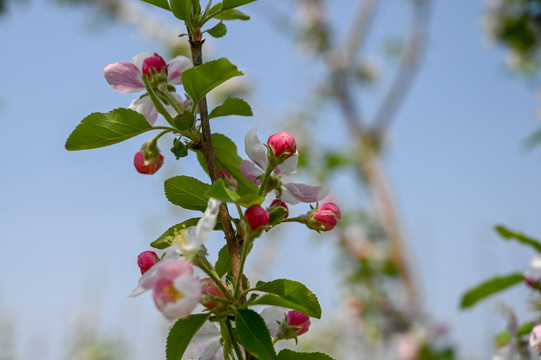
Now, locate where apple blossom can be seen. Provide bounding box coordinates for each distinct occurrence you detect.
[260,307,311,340]
[309,202,341,231]
[137,251,160,274]
[241,128,328,204]
[267,132,297,160]
[200,278,227,309]
[103,52,191,124]
[531,325,541,351]
[142,53,167,78]
[286,311,311,336]
[524,255,541,289]
[244,204,269,231]
[134,149,164,174]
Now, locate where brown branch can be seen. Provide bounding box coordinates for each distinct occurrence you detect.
[188,38,242,284]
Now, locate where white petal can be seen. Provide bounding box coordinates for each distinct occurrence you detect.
[260,307,286,337]
[200,341,223,360]
[195,198,221,245]
[276,153,298,175]
[241,160,264,185]
[161,275,202,320]
[129,96,158,125]
[128,263,161,297]
[282,182,329,203]
[163,92,185,117]
[103,62,145,93]
[132,52,153,69]
[245,128,268,169]
[167,55,192,85]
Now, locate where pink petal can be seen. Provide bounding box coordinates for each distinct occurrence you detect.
[104,62,145,93]
[167,55,192,85]
[132,52,153,69]
[282,182,329,204]
[129,96,158,125]
[241,160,264,185]
[245,128,268,170]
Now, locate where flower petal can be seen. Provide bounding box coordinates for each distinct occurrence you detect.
[104,62,145,93]
[260,307,287,337]
[282,183,330,204]
[241,160,264,185]
[167,55,192,85]
[276,152,298,175]
[195,198,221,245]
[245,128,268,169]
[163,92,185,117]
[129,96,158,125]
[132,52,153,69]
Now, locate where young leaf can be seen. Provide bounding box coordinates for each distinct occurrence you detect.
[209,97,253,119]
[166,313,210,360]
[222,0,255,10]
[460,273,524,309]
[277,349,335,360]
[164,176,211,211]
[235,309,277,360]
[197,133,258,196]
[207,22,227,38]
[495,225,541,253]
[207,179,240,202]
[171,138,188,159]
[215,244,232,277]
[169,0,191,21]
[173,111,194,131]
[181,58,243,106]
[250,279,322,318]
[151,218,200,249]
[214,8,250,20]
[140,0,171,10]
[65,108,153,150]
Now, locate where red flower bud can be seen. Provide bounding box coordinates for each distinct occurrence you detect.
[267,132,296,159]
[137,251,160,275]
[134,150,164,175]
[200,278,226,309]
[287,311,311,336]
[142,53,167,78]
[311,202,341,231]
[270,199,289,219]
[244,205,270,231]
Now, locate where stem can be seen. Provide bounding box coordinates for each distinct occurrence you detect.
[149,129,172,145]
[234,239,250,300]
[257,165,274,197]
[225,320,244,360]
[188,37,242,286]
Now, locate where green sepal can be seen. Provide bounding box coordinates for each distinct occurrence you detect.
[164,175,211,211]
[209,97,253,119]
[181,58,243,106]
[207,22,227,38]
[166,313,210,360]
[249,279,322,318]
[171,138,188,159]
[235,309,277,360]
[495,225,541,253]
[460,273,525,309]
[151,218,200,249]
[277,349,335,360]
[65,108,153,150]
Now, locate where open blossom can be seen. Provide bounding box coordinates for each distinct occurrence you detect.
[104,52,191,124]
[241,128,328,204]
[184,321,225,360]
[531,325,541,351]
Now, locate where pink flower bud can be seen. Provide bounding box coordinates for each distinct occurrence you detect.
[287,311,310,336]
[219,170,238,191]
[134,150,164,175]
[267,132,296,159]
[137,251,160,275]
[311,202,341,231]
[270,199,289,218]
[531,325,541,351]
[200,278,226,309]
[142,53,168,78]
[244,205,269,231]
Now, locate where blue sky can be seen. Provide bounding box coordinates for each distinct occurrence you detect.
[2,0,541,359]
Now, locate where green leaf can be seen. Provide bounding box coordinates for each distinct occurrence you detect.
[166,313,210,360]
[268,206,288,226]
[197,133,258,196]
[140,0,170,10]
[173,111,194,131]
[169,0,191,21]
[209,97,253,119]
[181,58,243,106]
[151,218,200,249]
[207,22,227,38]
[171,138,188,159]
[214,8,250,20]
[235,194,264,208]
[215,244,232,277]
[207,179,240,202]
[277,349,335,360]
[222,0,255,10]
[65,108,153,150]
[164,176,211,211]
[250,279,321,318]
[495,225,541,253]
[460,273,524,309]
[235,309,277,360]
